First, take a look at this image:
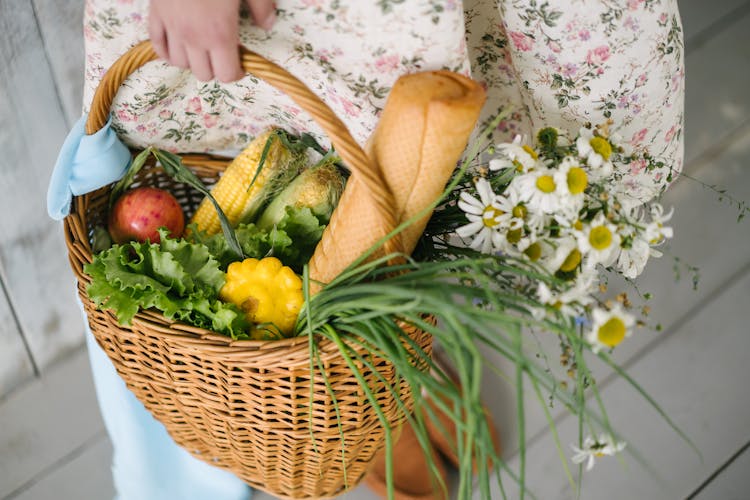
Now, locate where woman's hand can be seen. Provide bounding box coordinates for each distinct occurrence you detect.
[149,0,276,83]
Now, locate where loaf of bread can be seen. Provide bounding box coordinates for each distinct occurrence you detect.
[308,71,486,292]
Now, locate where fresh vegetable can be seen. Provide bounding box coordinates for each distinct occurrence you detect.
[88,130,341,340]
[151,148,243,260]
[219,257,303,339]
[108,186,185,244]
[256,161,344,231]
[189,129,305,235]
[189,205,329,272]
[85,229,249,338]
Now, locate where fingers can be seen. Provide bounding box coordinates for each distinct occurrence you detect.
[148,0,245,82]
[211,46,244,83]
[148,7,169,61]
[167,35,189,70]
[187,48,214,82]
[246,0,276,30]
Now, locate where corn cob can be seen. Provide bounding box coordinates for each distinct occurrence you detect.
[189,129,299,235]
[256,161,344,231]
[309,71,485,292]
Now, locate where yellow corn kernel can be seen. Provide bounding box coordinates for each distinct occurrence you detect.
[190,130,291,235]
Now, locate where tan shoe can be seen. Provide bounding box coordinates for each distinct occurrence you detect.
[365,421,450,500]
[422,392,501,473]
[423,354,501,472]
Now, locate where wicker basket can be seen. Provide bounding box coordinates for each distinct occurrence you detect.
[65,41,432,499]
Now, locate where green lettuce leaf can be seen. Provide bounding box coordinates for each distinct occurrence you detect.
[274,206,327,270]
[189,206,326,272]
[84,230,250,338]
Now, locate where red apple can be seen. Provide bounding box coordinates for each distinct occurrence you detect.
[108,187,185,244]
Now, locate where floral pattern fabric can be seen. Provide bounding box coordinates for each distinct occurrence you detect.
[83,0,684,205]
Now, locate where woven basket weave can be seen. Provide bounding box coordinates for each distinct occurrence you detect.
[64,41,432,499]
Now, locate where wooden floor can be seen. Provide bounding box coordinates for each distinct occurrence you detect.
[2,1,749,499]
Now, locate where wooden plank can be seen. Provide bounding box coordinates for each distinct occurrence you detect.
[678,0,749,51]
[0,274,34,398]
[30,0,85,127]
[0,348,104,498]
[494,269,750,500]
[0,0,88,375]
[0,13,37,399]
[691,441,750,499]
[683,6,750,166]
[7,435,113,500]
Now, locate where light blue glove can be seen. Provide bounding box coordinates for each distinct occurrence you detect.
[47,113,131,220]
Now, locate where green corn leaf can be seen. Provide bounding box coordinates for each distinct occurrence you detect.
[152,148,244,260]
[108,147,152,210]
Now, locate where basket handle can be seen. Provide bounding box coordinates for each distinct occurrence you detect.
[85,40,401,255]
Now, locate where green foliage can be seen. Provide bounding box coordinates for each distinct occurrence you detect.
[188,205,328,272]
[84,229,250,338]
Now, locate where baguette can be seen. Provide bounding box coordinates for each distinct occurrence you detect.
[308,71,486,292]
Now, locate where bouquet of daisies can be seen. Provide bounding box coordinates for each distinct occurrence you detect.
[450,123,674,355]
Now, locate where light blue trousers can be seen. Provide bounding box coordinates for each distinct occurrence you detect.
[85,324,253,500]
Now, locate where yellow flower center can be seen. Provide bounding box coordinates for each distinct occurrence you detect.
[513,160,524,172]
[567,167,588,195]
[574,220,583,231]
[597,317,627,348]
[589,137,612,160]
[512,205,527,219]
[482,206,504,228]
[524,242,542,261]
[589,226,613,251]
[559,249,582,272]
[522,144,539,159]
[536,175,556,193]
[507,228,523,244]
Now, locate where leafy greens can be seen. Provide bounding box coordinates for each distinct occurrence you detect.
[85,228,250,338]
[188,205,328,272]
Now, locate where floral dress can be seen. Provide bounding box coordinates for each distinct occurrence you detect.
[83,0,684,206]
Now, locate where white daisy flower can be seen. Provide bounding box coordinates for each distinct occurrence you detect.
[617,228,651,279]
[536,272,595,318]
[571,434,626,471]
[502,188,528,231]
[576,127,614,178]
[456,178,512,253]
[577,212,622,269]
[516,235,549,262]
[553,156,588,221]
[525,208,549,236]
[505,188,549,237]
[587,305,635,353]
[510,168,562,215]
[539,236,580,275]
[489,135,540,173]
[645,203,674,253]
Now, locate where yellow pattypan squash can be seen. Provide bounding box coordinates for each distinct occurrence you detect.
[220,257,303,339]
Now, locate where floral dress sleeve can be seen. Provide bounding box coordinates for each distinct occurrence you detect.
[83,0,684,206]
